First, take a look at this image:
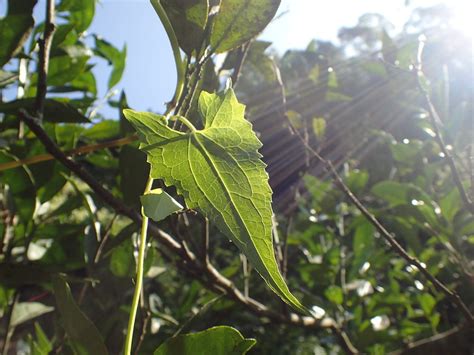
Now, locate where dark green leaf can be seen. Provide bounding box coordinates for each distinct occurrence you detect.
[161,0,209,56]
[0,98,89,123]
[154,326,256,355]
[0,0,37,67]
[52,275,108,355]
[210,0,281,53]
[119,145,148,207]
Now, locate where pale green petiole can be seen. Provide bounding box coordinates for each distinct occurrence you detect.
[123,175,153,355]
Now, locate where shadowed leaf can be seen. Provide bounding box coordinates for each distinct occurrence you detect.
[154,326,256,355]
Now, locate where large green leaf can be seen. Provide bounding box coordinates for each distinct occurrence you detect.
[161,0,209,56]
[210,0,280,53]
[0,0,37,67]
[124,88,305,312]
[52,275,108,355]
[154,326,256,355]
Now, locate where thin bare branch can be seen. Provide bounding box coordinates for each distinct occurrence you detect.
[35,0,56,119]
[0,135,138,172]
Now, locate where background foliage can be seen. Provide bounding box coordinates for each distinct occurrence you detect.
[0,0,472,354]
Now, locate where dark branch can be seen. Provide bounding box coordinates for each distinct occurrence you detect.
[35,0,56,118]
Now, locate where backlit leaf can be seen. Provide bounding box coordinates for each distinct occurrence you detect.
[124,88,305,312]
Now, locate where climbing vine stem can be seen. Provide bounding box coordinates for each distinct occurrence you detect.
[124,175,154,355]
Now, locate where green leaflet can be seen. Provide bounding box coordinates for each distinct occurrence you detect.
[124,88,305,312]
[141,188,183,222]
[154,326,256,355]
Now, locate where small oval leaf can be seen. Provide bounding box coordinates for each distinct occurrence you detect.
[154,326,256,355]
[141,188,183,222]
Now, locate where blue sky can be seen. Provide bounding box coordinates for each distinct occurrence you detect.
[2,0,461,117]
[90,0,450,116]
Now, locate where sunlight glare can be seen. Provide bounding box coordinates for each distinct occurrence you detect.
[447,0,474,37]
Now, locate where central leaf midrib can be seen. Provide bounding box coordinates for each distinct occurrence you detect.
[192,131,267,264]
